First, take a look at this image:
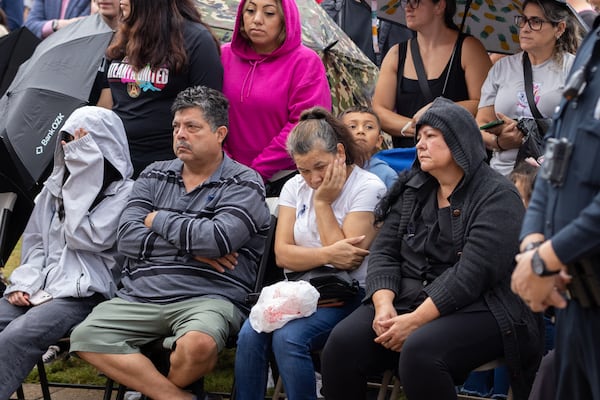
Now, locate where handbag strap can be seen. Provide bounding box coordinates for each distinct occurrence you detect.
[410,39,434,103]
[522,52,545,119]
[411,36,460,103]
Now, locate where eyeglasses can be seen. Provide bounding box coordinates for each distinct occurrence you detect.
[401,0,420,9]
[514,15,554,31]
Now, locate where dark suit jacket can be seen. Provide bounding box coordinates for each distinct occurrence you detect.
[24,0,90,38]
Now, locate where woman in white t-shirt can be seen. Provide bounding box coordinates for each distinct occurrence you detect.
[477,0,582,176]
[234,107,387,400]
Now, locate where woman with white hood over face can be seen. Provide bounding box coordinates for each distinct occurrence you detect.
[0,106,133,399]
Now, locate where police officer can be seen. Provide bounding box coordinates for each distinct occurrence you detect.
[511,20,600,400]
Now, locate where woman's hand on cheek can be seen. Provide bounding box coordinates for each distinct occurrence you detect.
[314,158,345,204]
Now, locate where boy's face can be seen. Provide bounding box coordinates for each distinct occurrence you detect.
[510,175,531,208]
[342,112,383,156]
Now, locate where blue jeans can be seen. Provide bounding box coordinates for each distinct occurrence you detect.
[0,295,101,399]
[460,368,510,399]
[234,290,363,400]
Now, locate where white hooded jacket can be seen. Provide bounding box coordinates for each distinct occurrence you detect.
[5,106,134,299]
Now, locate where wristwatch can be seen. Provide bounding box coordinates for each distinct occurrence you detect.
[52,19,58,31]
[531,250,559,277]
[524,241,543,252]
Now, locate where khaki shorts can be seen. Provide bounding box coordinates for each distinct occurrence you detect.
[70,297,244,354]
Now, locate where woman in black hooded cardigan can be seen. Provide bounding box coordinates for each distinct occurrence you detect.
[321,97,543,400]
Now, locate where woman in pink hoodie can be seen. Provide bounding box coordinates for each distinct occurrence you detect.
[221,0,331,194]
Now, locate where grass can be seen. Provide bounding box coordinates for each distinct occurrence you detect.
[22,348,236,393]
[3,238,20,275]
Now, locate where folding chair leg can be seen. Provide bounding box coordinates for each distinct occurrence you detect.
[389,378,401,400]
[272,376,285,399]
[37,360,52,400]
[229,377,237,400]
[115,383,128,400]
[15,385,25,400]
[103,377,115,400]
[377,370,393,400]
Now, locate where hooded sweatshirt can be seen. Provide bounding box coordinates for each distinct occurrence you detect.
[366,98,543,400]
[5,106,134,300]
[221,0,332,181]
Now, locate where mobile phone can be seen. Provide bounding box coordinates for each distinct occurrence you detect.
[29,290,53,306]
[61,131,74,143]
[479,119,505,130]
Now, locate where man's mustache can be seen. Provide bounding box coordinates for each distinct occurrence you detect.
[175,141,192,151]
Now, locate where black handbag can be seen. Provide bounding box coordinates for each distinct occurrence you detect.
[286,266,359,302]
[515,117,549,163]
[516,53,553,164]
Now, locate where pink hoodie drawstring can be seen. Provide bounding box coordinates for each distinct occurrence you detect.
[240,58,267,102]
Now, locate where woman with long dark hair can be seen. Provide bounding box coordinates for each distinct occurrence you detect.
[99,0,223,177]
[372,0,492,148]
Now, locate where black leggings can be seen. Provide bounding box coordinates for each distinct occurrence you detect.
[321,304,504,400]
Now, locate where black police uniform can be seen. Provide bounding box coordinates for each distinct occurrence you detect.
[521,21,600,400]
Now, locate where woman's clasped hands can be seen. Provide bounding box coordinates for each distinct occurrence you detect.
[371,291,424,353]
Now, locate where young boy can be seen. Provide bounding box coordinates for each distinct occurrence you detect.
[339,106,397,188]
[509,161,539,208]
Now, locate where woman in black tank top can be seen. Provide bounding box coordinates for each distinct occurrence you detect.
[372,0,492,148]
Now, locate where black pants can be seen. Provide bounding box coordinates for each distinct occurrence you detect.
[554,301,600,400]
[321,304,503,400]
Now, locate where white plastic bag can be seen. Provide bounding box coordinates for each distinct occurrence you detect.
[249,280,320,333]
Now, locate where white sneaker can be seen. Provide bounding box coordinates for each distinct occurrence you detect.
[267,366,275,389]
[41,345,62,363]
[123,391,142,400]
[315,371,324,399]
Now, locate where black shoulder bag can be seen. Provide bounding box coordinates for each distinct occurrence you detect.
[286,267,359,305]
[516,52,553,164]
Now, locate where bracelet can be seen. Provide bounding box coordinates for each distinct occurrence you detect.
[495,135,506,151]
[400,121,412,136]
[52,19,58,31]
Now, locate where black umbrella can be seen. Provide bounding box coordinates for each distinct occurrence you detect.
[0,13,113,262]
[1,13,113,192]
[0,27,40,97]
[0,172,33,267]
